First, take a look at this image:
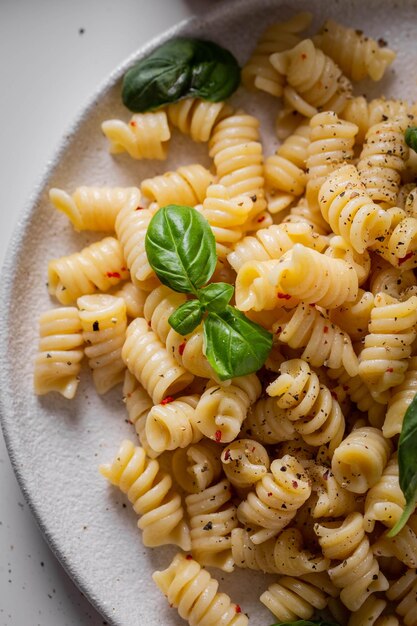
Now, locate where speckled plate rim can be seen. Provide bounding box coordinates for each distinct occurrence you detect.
[2,0,417,623]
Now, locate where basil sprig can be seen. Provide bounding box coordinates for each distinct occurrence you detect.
[270,621,340,626]
[405,126,417,152]
[145,205,272,380]
[388,393,417,537]
[122,37,240,112]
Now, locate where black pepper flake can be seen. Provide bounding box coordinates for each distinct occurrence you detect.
[203,521,213,531]
[93,321,100,331]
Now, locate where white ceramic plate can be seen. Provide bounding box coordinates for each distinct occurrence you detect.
[2,0,417,623]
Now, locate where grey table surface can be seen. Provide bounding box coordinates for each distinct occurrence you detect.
[0,2,212,623]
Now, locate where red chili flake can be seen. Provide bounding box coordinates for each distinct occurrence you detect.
[106,271,121,279]
[277,292,291,300]
[215,430,222,443]
[301,53,307,59]
[161,396,174,405]
[386,367,394,373]
[275,326,282,334]
[147,320,152,327]
[130,120,137,127]
[135,206,145,211]
[323,326,329,333]
[257,215,266,223]
[185,554,193,560]
[267,492,273,497]
[224,448,231,461]
[398,251,413,265]
[178,342,186,356]
[120,266,127,271]
[235,605,242,614]
[292,480,298,489]
[309,303,316,307]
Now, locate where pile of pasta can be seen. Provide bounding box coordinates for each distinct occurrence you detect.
[34,12,417,626]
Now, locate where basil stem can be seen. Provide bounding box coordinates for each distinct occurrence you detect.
[168,300,203,335]
[405,126,417,153]
[204,306,273,380]
[388,392,417,536]
[145,205,217,294]
[122,37,240,112]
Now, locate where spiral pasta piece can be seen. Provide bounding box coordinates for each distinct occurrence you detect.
[242,396,295,444]
[246,243,358,309]
[209,113,267,219]
[101,110,170,159]
[341,96,414,144]
[306,111,358,209]
[364,453,405,531]
[384,356,417,437]
[305,461,357,519]
[346,596,387,626]
[260,573,337,621]
[264,121,310,212]
[186,478,238,572]
[122,318,193,404]
[357,118,409,207]
[113,281,147,319]
[100,440,190,549]
[227,221,327,273]
[115,196,158,290]
[331,426,392,493]
[78,294,127,394]
[200,184,254,246]
[370,262,417,300]
[327,367,386,428]
[318,164,392,254]
[231,528,278,573]
[141,164,214,207]
[273,303,359,376]
[386,568,417,626]
[358,293,417,397]
[167,323,217,380]
[167,98,232,142]
[153,553,248,626]
[49,186,140,232]
[33,307,84,398]
[145,394,201,452]
[314,19,396,81]
[267,359,345,451]
[237,455,311,544]
[373,523,417,568]
[196,374,262,443]
[221,439,270,490]
[330,288,375,341]
[172,439,222,494]
[370,206,417,269]
[143,285,187,343]
[242,12,312,96]
[122,371,156,458]
[315,512,388,611]
[270,38,352,117]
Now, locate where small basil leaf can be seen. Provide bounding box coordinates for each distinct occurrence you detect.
[270,621,340,626]
[198,283,234,313]
[405,126,417,153]
[388,392,417,537]
[122,37,240,112]
[168,300,203,335]
[203,306,272,380]
[145,205,216,294]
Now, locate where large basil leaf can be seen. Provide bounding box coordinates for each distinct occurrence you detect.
[388,392,417,536]
[145,205,216,294]
[405,126,417,153]
[198,283,234,313]
[203,306,272,380]
[168,300,203,335]
[122,37,240,112]
[270,621,339,626]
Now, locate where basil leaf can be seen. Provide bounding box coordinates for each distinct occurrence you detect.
[122,37,240,112]
[145,205,216,294]
[405,126,417,153]
[270,621,339,626]
[198,283,234,313]
[168,300,203,335]
[388,392,417,537]
[203,306,272,380]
